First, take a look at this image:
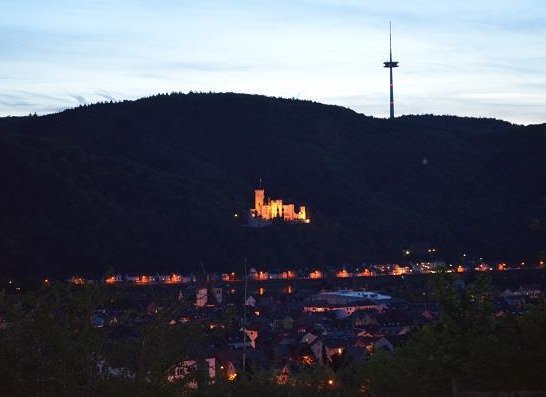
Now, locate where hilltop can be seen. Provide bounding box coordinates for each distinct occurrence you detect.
[0,93,545,277]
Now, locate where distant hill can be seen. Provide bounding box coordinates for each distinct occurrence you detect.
[0,93,545,277]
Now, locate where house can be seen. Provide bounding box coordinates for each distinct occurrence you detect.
[245,295,257,307]
[244,328,259,348]
[275,362,293,385]
[298,332,324,364]
[323,337,347,363]
[167,358,216,388]
[354,336,394,355]
[375,311,414,336]
[216,350,240,381]
[349,311,380,328]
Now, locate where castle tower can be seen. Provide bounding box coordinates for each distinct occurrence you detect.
[383,22,399,119]
[255,189,264,215]
[298,206,306,221]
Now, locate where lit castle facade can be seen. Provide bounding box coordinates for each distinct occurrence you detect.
[248,187,310,227]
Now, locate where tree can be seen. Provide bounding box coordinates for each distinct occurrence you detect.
[366,273,490,396]
[0,284,106,396]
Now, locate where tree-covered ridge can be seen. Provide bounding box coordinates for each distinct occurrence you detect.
[0,93,545,277]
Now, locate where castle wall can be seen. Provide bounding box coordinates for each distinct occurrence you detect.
[270,199,283,219]
[261,204,271,220]
[283,204,295,220]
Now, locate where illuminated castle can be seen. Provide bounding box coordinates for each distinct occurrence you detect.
[249,186,310,227]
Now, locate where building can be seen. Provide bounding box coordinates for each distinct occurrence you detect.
[314,290,392,305]
[303,300,386,319]
[249,186,310,227]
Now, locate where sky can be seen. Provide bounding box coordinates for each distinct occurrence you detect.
[1,0,545,124]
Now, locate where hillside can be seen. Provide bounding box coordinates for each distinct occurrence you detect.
[0,93,545,277]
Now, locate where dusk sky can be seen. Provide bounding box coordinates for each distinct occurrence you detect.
[1,0,545,124]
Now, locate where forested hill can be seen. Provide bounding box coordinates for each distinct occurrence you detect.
[1,93,545,277]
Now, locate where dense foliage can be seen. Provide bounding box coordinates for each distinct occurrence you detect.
[0,93,545,276]
[0,284,204,397]
[365,274,546,396]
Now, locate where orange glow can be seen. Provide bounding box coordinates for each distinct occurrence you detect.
[165,273,182,284]
[136,275,153,284]
[456,265,465,273]
[359,269,373,277]
[475,263,491,272]
[392,265,408,276]
[70,276,85,285]
[301,355,314,365]
[105,276,117,284]
[285,285,293,294]
[256,271,269,281]
[44,278,50,285]
[497,263,506,271]
[228,373,237,381]
[336,269,350,278]
[328,379,334,386]
[276,372,289,385]
[309,270,323,279]
[281,270,297,279]
[258,287,265,296]
[539,261,545,268]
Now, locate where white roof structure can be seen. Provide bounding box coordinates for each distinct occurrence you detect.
[318,290,392,302]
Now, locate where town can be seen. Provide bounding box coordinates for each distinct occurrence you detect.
[3,261,545,396]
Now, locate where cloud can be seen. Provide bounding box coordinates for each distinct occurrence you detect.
[70,95,88,105]
[96,90,117,102]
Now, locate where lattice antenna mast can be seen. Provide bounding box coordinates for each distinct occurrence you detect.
[390,22,393,62]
